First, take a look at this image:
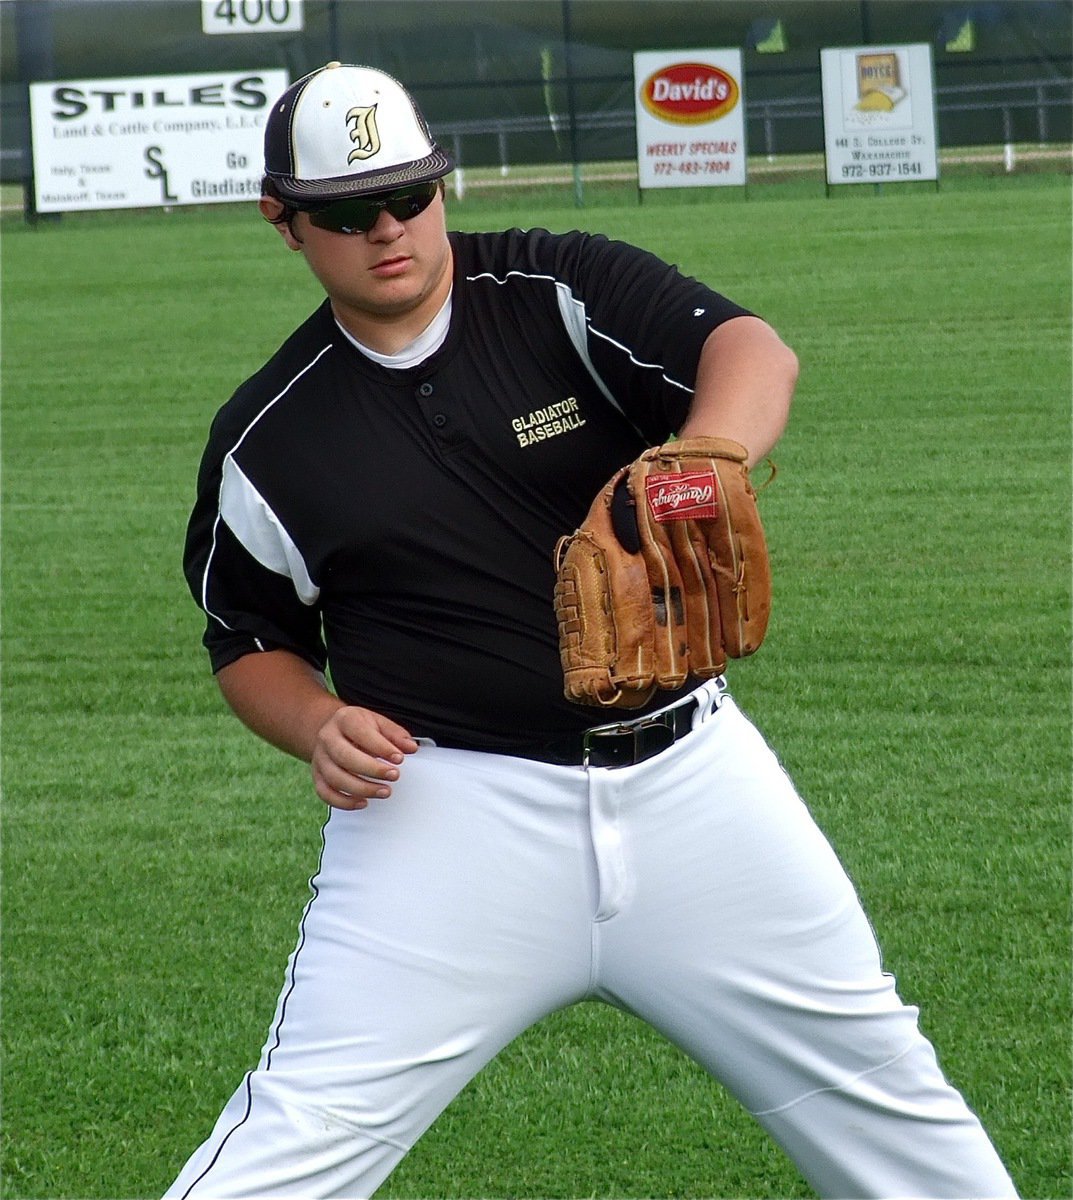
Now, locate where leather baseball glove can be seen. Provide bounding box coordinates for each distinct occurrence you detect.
[553,437,772,708]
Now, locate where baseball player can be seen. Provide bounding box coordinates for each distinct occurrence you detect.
[165,62,1017,1199]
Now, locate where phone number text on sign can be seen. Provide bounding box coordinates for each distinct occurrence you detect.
[648,138,739,177]
[652,160,736,176]
[841,160,925,179]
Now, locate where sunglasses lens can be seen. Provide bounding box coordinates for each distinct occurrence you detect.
[308,198,377,233]
[308,182,438,233]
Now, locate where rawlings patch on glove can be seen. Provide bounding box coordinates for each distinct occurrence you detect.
[553,437,772,708]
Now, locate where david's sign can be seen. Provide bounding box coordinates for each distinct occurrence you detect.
[633,50,747,190]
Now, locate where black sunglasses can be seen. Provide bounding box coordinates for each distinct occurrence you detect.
[305,181,439,234]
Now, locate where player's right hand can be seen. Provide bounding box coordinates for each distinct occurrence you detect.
[311,706,420,810]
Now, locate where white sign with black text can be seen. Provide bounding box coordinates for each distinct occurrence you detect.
[201,0,304,35]
[633,49,747,190]
[29,70,289,213]
[820,44,939,185]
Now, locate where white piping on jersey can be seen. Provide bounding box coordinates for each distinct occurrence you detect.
[201,512,238,631]
[465,268,695,437]
[200,343,333,629]
[585,321,695,394]
[230,342,335,455]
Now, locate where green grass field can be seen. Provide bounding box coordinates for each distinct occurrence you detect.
[2,172,1070,1199]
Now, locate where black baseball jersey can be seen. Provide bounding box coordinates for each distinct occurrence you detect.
[184,227,753,751]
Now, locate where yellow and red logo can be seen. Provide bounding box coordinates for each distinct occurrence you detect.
[640,62,739,124]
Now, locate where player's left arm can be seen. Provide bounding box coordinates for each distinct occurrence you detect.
[675,315,799,466]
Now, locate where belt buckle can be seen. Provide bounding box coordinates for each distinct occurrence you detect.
[582,711,675,768]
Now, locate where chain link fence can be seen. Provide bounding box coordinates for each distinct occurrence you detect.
[2,0,1070,193]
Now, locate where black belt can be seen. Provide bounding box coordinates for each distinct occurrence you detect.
[440,693,702,768]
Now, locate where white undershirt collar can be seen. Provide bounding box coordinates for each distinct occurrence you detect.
[335,291,453,370]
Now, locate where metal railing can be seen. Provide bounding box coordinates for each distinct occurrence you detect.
[435,75,1071,171]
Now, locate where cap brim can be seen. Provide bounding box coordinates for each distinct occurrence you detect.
[269,147,454,205]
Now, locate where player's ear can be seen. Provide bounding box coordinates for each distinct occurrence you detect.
[259,196,303,250]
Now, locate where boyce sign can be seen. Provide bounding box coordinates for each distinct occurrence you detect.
[29,69,288,213]
[820,45,938,186]
[633,50,746,189]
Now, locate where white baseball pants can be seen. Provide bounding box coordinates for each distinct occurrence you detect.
[165,682,1017,1199]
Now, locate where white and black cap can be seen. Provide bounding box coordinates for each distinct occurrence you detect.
[264,62,453,203]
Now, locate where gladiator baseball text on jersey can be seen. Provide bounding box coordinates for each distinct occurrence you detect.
[512,397,586,447]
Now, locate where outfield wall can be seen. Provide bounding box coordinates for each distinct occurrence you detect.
[2,0,1070,185]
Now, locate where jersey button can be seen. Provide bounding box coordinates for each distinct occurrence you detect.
[432,413,448,428]
[418,382,434,397]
